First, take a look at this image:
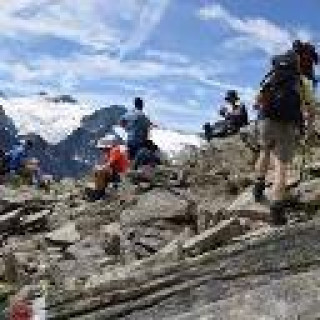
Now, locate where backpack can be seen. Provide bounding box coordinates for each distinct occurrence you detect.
[295,42,318,80]
[259,51,302,123]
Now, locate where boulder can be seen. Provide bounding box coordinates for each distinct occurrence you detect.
[226,188,271,222]
[120,190,193,226]
[45,222,80,247]
[21,209,50,231]
[0,209,23,233]
[183,218,245,256]
[294,179,320,209]
[66,237,106,260]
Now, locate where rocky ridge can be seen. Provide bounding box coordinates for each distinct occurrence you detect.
[1,129,320,319]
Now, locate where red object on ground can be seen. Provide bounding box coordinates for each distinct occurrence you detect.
[9,299,32,320]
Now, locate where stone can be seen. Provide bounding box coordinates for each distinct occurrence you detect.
[0,209,23,233]
[45,222,80,246]
[21,209,50,230]
[66,237,106,260]
[226,188,271,222]
[183,218,245,255]
[2,250,20,284]
[167,269,320,320]
[120,190,192,226]
[196,197,229,232]
[294,179,320,208]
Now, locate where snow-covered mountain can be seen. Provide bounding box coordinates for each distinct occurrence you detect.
[0,95,203,176]
[0,95,94,144]
[1,95,202,155]
[114,126,203,158]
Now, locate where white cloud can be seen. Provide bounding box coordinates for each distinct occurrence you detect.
[198,3,314,55]
[118,0,171,58]
[0,0,169,55]
[144,49,190,65]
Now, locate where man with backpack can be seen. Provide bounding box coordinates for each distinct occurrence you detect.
[253,41,317,225]
[119,97,153,160]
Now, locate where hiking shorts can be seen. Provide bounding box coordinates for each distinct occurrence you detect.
[259,118,298,163]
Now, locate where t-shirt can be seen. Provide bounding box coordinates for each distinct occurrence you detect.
[121,110,151,143]
[104,145,129,174]
[225,103,248,129]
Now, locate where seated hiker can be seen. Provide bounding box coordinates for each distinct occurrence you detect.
[119,97,153,160]
[24,157,43,187]
[252,43,316,225]
[5,139,37,185]
[129,140,161,183]
[0,147,6,184]
[220,90,249,133]
[91,134,129,200]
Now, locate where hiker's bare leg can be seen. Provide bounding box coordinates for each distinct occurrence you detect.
[255,149,271,179]
[272,156,287,202]
[94,166,109,191]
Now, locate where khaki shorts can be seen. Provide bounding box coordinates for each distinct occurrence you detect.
[259,118,298,163]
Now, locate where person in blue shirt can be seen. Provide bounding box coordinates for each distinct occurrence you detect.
[7,139,33,173]
[119,97,152,160]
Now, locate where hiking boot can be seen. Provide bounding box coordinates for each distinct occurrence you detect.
[270,201,287,226]
[84,188,106,202]
[252,178,265,202]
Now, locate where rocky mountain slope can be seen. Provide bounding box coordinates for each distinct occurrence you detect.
[1,95,202,178]
[2,124,320,318]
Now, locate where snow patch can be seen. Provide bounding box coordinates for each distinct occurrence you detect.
[0,96,94,144]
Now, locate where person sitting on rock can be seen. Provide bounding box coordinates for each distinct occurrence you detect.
[0,147,7,184]
[220,90,249,134]
[5,139,38,185]
[129,140,161,183]
[91,134,129,200]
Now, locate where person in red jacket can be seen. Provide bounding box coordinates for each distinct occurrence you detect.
[91,134,129,200]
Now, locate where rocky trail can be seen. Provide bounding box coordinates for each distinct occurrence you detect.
[2,134,320,319]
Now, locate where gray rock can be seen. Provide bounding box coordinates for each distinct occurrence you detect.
[166,269,320,320]
[21,209,50,230]
[226,188,271,222]
[66,237,106,260]
[0,209,22,233]
[121,190,192,226]
[45,222,80,246]
[183,218,245,256]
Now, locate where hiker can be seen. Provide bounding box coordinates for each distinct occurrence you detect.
[90,134,129,200]
[220,90,249,133]
[5,139,41,185]
[0,147,6,184]
[203,91,248,141]
[129,140,162,183]
[119,97,153,160]
[253,42,317,225]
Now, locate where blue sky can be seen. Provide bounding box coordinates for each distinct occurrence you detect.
[0,0,319,132]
